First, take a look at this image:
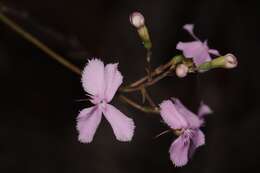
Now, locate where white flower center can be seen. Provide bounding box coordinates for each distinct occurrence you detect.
[99,100,107,110]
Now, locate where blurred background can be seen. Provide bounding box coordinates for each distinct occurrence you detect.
[0,0,259,172]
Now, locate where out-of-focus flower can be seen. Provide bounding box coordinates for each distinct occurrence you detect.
[77,59,135,143]
[176,24,220,66]
[159,98,212,167]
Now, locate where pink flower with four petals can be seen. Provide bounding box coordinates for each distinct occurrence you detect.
[77,59,135,143]
[159,98,212,167]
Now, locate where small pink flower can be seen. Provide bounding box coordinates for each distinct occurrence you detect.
[176,24,220,66]
[159,98,212,167]
[77,59,135,143]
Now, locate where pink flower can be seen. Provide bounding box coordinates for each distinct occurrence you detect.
[77,59,135,143]
[176,24,220,66]
[159,98,212,167]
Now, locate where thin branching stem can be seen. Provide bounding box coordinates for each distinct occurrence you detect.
[146,49,152,81]
[141,87,158,108]
[129,59,174,87]
[0,12,82,75]
[120,68,174,92]
[119,95,159,114]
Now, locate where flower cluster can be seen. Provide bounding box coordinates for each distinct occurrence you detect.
[0,6,237,170]
[77,58,211,166]
[76,12,238,168]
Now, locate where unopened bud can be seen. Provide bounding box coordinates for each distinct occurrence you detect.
[198,53,238,72]
[129,12,145,28]
[223,53,238,69]
[176,64,188,78]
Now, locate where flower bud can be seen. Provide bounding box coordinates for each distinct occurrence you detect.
[223,53,238,69]
[129,12,145,28]
[176,64,188,78]
[198,53,238,72]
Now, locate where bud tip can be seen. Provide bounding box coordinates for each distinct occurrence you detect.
[176,64,188,78]
[224,53,238,69]
[129,12,145,28]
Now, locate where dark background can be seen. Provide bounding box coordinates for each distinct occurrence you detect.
[0,0,259,173]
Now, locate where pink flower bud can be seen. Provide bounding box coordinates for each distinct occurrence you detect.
[176,64,188,78]
[224,53,238,69]
[129,12,145,28]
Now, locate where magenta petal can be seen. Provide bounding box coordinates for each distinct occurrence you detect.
[183,24,199,40]
[159,100,188,130]
[76,106,102,143]
[176,41,203,56]
[191,129,205,148]
[188,129,205,158]
[169,135,190,167]
[103,104,135,141]
[81,59,105,98]
[176,41,211,66]
[172,98,201,129]
[208,49,220,56]
[183,24,194,34]
[193,47,212,66]
[178,24,220,66]
[198,102,213,118]
[104,63,123,102]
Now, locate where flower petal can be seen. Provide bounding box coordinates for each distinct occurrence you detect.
[192,129,205,148]
[194,47,212,66]
[103,104,135,141]
[188,129,205,158]
[176,41,211,66]
[198,102,213,118]
[169,135,190,167]
[104,63,123,102]
[208,49,220,56]
[81,59,105,98]
[176,41,202,57]
[183,24,199,40]
[76,106,102,143]
[172,98,202,128]
[159,100,188,129]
